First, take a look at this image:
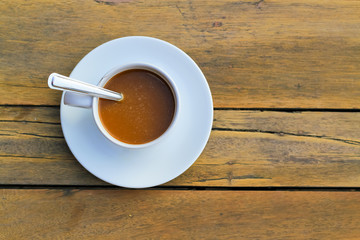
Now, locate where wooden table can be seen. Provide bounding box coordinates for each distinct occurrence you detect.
[1,0,360,239]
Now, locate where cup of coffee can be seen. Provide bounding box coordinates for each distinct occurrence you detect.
[62,63,180,149]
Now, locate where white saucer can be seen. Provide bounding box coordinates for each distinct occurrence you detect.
[60,36,213,188]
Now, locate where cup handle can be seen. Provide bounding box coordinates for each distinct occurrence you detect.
[63,91,93,108]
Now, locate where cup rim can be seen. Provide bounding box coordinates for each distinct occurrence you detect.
[92,62,180,149]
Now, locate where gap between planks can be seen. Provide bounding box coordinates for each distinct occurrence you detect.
[1,185,360,192]
[1,105,360,112]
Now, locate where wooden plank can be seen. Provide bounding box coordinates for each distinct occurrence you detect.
[2,107,359,140]
[1,107,359,186]
[1,189,360,239]
[1,0,360,108]
[214,110,360,142]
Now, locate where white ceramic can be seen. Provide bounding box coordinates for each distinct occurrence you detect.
[62,63,180,149]
[60,36,213,188]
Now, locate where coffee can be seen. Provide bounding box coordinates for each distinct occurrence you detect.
[98,69,175,144]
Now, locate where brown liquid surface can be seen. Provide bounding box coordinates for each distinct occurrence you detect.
[98,69,175,144]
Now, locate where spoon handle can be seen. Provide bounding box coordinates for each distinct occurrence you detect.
[48,73,123,101]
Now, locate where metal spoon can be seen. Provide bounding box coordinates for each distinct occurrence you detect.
[48,73,123,101]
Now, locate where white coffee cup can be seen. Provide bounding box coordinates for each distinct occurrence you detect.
[60,63,180,149]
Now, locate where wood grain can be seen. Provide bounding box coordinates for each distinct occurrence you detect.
[1,189,360,239]
[1,106,359,186]
[1,0,360,108]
